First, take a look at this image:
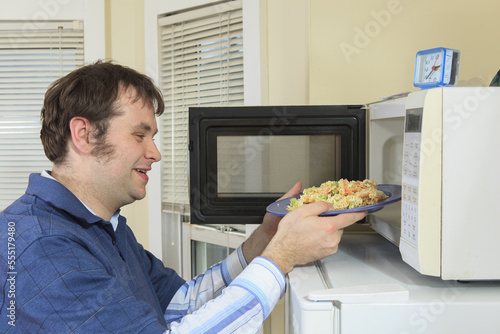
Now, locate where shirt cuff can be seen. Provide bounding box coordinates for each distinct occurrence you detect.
[230,256,286,319]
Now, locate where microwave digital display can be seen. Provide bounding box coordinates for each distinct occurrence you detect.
[405,108,423,133]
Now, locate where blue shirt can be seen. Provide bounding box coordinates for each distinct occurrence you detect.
[0,173,185,333]
[0,173,286,333]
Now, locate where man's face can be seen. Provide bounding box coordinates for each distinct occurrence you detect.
[89,88,161,211]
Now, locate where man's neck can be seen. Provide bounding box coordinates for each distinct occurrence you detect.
[50,166,116,221]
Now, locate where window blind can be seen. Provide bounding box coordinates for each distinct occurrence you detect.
[158,1,244,210]
[0,21,84,211]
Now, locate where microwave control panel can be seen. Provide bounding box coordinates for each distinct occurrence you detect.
[401,108,423,247]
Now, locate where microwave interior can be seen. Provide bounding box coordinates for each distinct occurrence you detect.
[189,105,366,224]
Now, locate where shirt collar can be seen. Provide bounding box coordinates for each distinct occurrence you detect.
[40,170,120,231]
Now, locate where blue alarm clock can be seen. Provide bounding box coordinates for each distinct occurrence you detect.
[413,47,460,89]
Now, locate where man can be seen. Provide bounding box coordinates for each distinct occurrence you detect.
[0,61,366,333]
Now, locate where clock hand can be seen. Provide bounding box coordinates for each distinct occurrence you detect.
[425,55,441,79]
[425,65,441,79]
[432,54,440,67]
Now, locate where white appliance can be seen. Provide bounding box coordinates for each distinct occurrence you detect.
[287,233,500,334]
[400,87,500,280]
[287,87,500,333]
[370,86,500,280]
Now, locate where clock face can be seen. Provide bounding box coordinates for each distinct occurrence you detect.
[420,51,444,84]
[414,47,460,88]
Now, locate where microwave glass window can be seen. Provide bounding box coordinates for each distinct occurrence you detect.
[216,135,342,196]
[405,108,423,133]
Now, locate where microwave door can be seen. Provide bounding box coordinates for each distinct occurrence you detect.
[366,98,406,245]
[189,105,366,224]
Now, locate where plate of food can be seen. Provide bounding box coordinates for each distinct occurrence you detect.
[266,179,401,217]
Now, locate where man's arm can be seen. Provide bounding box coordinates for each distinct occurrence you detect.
[164,253,284,333]
[161,182,366,333]
[164,246,247,324]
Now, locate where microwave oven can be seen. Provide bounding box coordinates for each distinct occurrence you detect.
[399,87,500,280]
[188,87,500,280]
[369,86,500,280]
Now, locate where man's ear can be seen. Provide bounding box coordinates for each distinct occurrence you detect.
[69,117,93,154]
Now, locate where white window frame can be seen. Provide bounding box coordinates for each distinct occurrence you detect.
[145,0,263,259]
[181,222,245,279]
[0,0,105,211]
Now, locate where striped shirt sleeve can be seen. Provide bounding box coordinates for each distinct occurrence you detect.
[163,246,286,333]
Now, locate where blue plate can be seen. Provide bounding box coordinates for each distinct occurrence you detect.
[266,184,402,217]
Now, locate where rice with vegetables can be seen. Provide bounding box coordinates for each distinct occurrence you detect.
[287,179,388,212]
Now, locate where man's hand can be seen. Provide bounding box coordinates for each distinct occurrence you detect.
[242,182,302,264]
[261,203,366,274]
[242,181,367,274]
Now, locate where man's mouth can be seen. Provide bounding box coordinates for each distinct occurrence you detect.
[134,169,150,182]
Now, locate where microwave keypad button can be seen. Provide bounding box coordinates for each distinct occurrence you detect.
[403,133,421,244]
[402,184,419,245]
[403,139,421,179]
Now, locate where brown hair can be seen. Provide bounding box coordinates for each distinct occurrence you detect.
[40,60,164,164]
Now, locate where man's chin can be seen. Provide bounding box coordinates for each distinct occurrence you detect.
[122,191,147,207]
[134,190,147,201]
